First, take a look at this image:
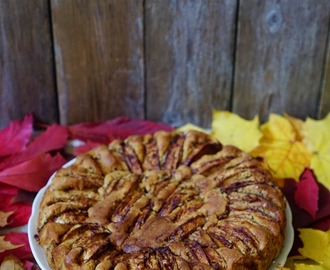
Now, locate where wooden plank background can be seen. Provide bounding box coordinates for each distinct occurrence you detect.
[0,0,329,129]
[145,0,237,128]
[51,0,145,125]
[233,0,330,123]
[0,0,58,126]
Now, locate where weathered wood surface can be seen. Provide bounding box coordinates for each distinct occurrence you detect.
[51,0,144,125]
[0,0,57,128]
[0,0,330,129]
[233,0,330,123]
[319,40,330,119]
[145,0,238,128]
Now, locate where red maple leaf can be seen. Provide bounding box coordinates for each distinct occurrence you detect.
[0,183,32,228]
[0,122,68,192]
[0,114,33,158]
[0,124,68,170]
[0,183,19,203]
[24,260,38,270]
[68,117,174,144]
[0,232,32,262]
[282,174,330,255]
[294,169,319,219]
[2,201,32,228]
[0,153,66,192]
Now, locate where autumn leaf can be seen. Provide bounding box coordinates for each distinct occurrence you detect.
[0,124,68,171]
[211,110,262,152]
[68,117,174,144]
[0,121,68,192]
[175,123,209,134]
[0,191,15,207]
[0,255,25,270]
[24,260,37,270]
[73,141,102,155]
[0,204,31,229]
[294,169,319,219]
[0,233,32,262]
[302,113,330,190]
[294,263,325,270]
[0,114,33,158]
[0,183,32,228]
[0,212,13,228]
[251,114,312,180]
[0,236,23,253]
[282,178,330,258]
[2,202,32,228]
[284,113,305,141]
[18,123,67,159]
[298,228,330,269]
[0,153,66,192]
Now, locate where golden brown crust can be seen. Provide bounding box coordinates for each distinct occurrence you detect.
[37,130,286,270]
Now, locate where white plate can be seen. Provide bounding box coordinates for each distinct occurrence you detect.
[28,159,76,270]
[269,200,294,270]
[28,159,294,270]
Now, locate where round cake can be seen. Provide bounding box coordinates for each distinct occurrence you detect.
[36,130,286,270]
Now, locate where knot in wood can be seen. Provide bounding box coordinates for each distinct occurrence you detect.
[266,10,282,33]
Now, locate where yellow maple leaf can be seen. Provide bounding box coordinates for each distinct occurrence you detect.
[294,264,325,270]
[0,236,23,253]
[251,114,312,180]
[283,256,326,270]
[211,110,262,152]
[302,113,330,190]
[298,228,330,269]
[284,113,305,141]
[0,211,13,227]
[175,123,209,134]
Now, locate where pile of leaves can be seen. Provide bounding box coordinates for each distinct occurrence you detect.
[0,111,329,269]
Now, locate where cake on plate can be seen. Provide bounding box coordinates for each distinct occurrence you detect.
[36,130,286,270]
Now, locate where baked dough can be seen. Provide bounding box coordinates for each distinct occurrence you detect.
[36,130,286,270]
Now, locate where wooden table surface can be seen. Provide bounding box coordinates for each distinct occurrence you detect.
[0,0,329,128]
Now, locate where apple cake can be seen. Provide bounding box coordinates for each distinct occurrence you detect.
[36,130,286,270]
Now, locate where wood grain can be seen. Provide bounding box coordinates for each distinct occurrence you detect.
[0,0,57,128]
[319,35,330,119]
[233,0,330,122]
[51,0,144,125]
[145,0,238,128]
